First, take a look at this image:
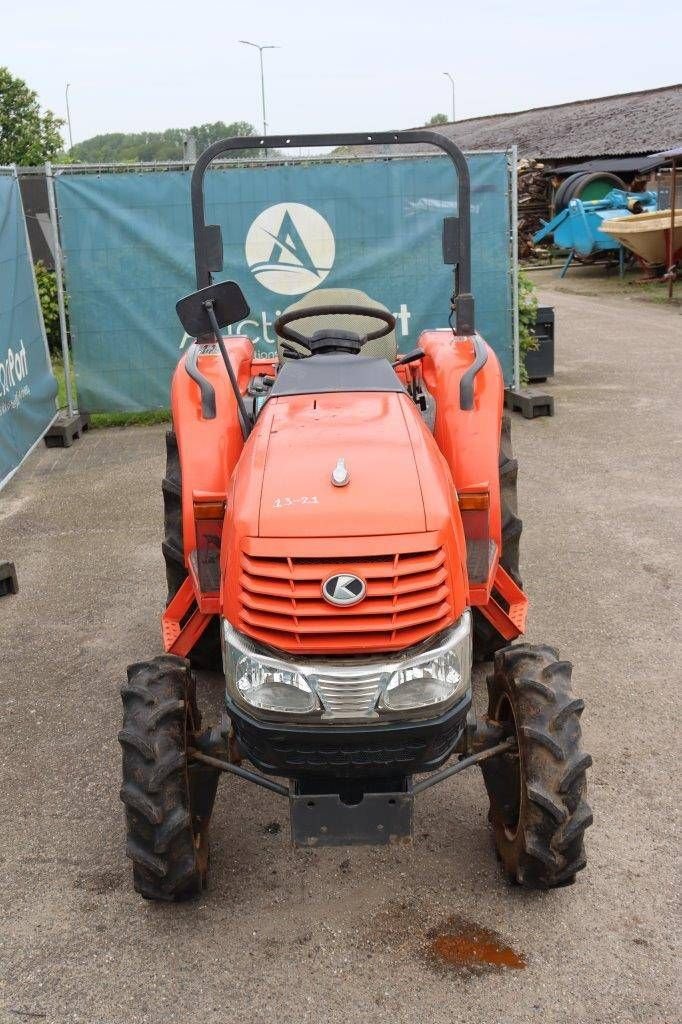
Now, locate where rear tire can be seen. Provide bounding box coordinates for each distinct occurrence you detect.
[554,171,625,212]
[566,171,625,206]
[480,644,592,888]
[163,429,222,670]
[119,655,216,901]
[473,414,522,661]
[553,172,585,214]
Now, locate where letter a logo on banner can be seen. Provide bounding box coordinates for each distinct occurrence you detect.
[245,202,335,295]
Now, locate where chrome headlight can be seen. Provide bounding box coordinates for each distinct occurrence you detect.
[379,611,471,713]
[223,631,321,716]
[223,612,471,721]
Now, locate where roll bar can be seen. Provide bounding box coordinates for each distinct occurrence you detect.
[190,130,475,335]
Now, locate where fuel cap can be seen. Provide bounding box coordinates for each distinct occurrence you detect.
[331,457,350,487]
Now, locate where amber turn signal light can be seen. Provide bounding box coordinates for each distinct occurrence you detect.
[194,500,226,520]
[458,492,489,511]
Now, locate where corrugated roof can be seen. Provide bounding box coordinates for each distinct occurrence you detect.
[341,84,682,160]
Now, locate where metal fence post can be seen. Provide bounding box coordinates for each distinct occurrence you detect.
[45,161,75,416]
[509,145,520,390]
[14,165,54,373]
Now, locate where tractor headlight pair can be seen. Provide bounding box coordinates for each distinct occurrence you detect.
[222,611,471,722]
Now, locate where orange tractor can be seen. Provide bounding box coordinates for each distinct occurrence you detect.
[119,131,591,900]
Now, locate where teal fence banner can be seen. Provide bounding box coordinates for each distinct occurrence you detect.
[56,154,513,413]
[0,171,57,488]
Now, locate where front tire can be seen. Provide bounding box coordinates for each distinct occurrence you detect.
[119,655,216,901]
[480,644,592,888]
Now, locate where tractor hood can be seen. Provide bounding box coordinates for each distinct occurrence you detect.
[255,392,436,538]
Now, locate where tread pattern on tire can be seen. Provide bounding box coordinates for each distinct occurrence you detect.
[163,429,221,669]
[119,654,206,901]
[481,643,592,889]
[473,413,523,661]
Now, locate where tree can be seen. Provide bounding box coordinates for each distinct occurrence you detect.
[426,113,449,126]
[70,121,259,163]
[188,121,255,153]
[0,67,64,165]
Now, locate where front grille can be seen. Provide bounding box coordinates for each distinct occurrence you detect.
[238,541,454,654]
[313,669,385,717]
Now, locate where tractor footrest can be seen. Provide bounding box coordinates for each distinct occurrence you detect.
[504,386,554,419]
[162,575,214,658]
[466,538,497,585]
[478,565,528,641]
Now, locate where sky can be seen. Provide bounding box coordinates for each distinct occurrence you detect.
[4,0,681,146]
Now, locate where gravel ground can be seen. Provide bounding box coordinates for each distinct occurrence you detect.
[1,287,680,1024]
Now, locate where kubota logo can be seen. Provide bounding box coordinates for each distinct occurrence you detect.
[245,202,335,295]
[322,573,366,608]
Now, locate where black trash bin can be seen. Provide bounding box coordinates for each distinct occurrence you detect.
[526,306,555,383]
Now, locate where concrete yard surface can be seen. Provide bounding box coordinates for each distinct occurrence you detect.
[0,286,680,1024]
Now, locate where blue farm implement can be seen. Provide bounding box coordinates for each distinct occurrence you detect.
[533,189,657,277]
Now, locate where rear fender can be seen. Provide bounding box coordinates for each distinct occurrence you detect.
[170,335,254,559]
[417,331,504,551]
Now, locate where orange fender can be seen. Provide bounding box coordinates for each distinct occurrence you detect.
[170,336,253,559]
[417,331,504,551]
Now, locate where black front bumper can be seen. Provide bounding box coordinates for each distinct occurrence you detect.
[226,691,471,780]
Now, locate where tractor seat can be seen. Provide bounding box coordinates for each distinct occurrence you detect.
[276,287,398,363]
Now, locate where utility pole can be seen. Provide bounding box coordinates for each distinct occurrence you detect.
[239,40,279,155]
[65,83,74,150]
[443,72,455,122]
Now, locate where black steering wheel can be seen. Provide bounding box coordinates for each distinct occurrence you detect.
[274,304,396,356]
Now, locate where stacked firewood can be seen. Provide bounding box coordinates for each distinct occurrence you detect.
[517,158,552,260]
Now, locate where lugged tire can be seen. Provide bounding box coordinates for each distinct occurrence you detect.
[473,413,523,661]
[119,655,210,901]
[163,429,221,670]
[480,643,593,889]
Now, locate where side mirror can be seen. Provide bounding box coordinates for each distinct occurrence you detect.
[176,281,250,337]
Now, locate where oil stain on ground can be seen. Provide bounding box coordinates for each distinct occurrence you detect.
[426,915,526,972]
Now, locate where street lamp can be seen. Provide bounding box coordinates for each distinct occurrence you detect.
[65,82,74,151]
[443,72,455,122]
[239,40,279,145]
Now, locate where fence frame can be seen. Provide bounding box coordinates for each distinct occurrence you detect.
[45,162,76,416]
[39,148,519,410]
[509,145,520,389]
[0,165,57,489]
